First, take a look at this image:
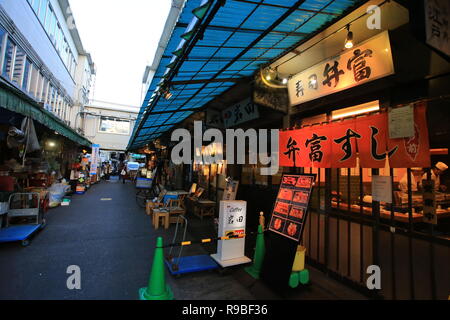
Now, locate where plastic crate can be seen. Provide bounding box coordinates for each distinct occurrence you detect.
[136,178,152,189]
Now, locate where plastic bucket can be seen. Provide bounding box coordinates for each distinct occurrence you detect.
[292,245,306,272]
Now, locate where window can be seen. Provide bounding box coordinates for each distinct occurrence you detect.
[99,117,130,135]
[31,0,40,14]
[0,27,6,68]
[46,84,53,108]
[38,0,47,23]
[2,37,16,79]
[23,58,32,91]
[41,76,49,103]
[36,71,43,100]
[62,39,69,65]
[12,46,26,86]
[55,92,61,117]
[44,5,54,37]
[49,11,57,44]
[50,86,56,112]
[71,56,76,77]
[56,24,63,53]
[29,65,38,97]
[62,99,68,120]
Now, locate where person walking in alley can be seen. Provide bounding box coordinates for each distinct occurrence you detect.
[120,162,127,184]
[105,162,112,181]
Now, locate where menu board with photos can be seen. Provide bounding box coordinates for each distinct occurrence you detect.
[268,174,316,242]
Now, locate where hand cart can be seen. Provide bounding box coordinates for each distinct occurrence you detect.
[165,215,218,276]
[0,192,46,247]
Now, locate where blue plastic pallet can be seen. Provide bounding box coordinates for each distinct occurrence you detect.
[165,255,219,275]
[0,224,42,244]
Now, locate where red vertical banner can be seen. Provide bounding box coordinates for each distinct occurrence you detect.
[330,119,359,168]
[304,125,332,168]
[388,102,431,168]
[356,113,391,168]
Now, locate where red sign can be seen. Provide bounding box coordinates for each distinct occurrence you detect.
[279,103,430,168]
[269,174,315,242]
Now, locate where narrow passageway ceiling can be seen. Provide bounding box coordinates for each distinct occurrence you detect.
[128,0,366,150]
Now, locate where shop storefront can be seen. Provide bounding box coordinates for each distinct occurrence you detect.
[0,75,94,232]
[270,4,450,299]
[128,0,449,299]
[182,0,450,300]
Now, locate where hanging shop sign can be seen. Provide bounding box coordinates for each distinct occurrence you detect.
[206,108,224,128]
[211,200,251,267]
[279,102,430,169]
[288,31,394,106]
[268,174,316,242]
[424,0,450,58]
[90,144,100,175]
[222,98,259,128]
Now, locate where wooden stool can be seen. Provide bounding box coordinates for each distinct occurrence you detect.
[145,200,153,216]
[196,200,216,220]
[153,210,169,229]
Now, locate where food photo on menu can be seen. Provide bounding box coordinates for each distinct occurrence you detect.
[289,206,305,220]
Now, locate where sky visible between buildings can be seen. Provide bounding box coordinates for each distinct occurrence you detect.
[69,0,172,108]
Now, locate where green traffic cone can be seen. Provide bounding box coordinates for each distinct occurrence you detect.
[245,225,265,279]
[139,237,174,300]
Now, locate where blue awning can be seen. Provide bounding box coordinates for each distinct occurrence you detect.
[128,0,363,150]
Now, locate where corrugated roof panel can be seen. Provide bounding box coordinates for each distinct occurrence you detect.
[129,0,362,149]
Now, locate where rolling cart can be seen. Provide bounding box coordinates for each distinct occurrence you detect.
[165,215,219,276]
[0,192,46,247]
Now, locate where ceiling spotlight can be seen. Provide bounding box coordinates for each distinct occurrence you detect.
[260,67,289,88]
[344,25,353,49]
[163,91,173,100]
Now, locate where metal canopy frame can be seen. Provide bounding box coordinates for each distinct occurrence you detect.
[128,0,364,150]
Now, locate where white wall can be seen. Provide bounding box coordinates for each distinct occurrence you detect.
[82,106,137,151]
[1,0,77,98]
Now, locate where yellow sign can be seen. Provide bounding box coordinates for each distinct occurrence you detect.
[288,31,394,106]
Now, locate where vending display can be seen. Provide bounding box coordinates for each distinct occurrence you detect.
[268,174,316,242]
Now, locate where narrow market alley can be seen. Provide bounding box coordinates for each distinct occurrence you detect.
[0,179,255,300]
[0,179,366,300]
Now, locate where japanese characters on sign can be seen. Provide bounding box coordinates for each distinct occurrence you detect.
[90,144,100,175]
[269,174,315,242]
[215,200,248,261]
[222,98,259,128]
[288,31,394,106]
[425,0,450,58]
[279,103,430,169]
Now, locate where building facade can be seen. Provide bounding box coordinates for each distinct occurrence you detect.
[0,0,95,131]
[82,100,138,152]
